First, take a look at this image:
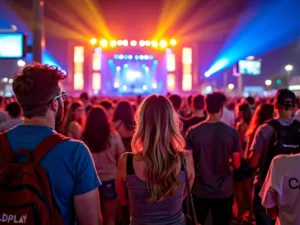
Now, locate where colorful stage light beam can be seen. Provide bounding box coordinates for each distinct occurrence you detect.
[205,0,300,77]
[154,0,198,39]
[204,59,229,77]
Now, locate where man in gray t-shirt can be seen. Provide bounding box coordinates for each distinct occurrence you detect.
[246,89,297,225]
[186,92,241,225]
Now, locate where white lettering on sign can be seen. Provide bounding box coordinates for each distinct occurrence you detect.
[0,214,27,224]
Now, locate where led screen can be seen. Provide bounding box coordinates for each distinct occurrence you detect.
[0,33,24,59]
[238,60,261,75]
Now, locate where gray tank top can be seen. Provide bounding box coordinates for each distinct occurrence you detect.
[126,154,186,225]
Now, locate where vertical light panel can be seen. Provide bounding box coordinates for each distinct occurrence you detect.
[92,48,102,91]
[92,48,101,71]
[73,46,84,90]
[166,53,176,72]
[92,72,101,91]
[182,47,192,91]
[167,73,175,91]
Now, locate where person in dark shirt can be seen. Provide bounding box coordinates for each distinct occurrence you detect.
[186,91,242,225]
[183,94,206,133]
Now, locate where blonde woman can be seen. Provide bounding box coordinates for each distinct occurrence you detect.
[116,95,194,225]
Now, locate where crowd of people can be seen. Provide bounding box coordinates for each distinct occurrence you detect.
[1,63,300,225]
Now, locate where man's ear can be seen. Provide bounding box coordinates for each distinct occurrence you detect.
[49,99,58,112]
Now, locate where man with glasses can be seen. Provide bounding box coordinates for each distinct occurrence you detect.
[1,63,102,225]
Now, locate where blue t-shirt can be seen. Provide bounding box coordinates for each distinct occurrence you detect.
[7,125,101,225]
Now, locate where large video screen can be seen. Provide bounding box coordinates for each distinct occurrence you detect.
[238,60,261,75]
[0,33,25,59]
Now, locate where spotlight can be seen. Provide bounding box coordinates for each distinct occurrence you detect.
[123,40,128,46]
[139,40,145,47]
[204,72,211,78]
[170,39,177,46]
[114,81,120,88]
[265,79,272,86]
[159,40,167,48]
[90,38,97,45]
[117,40,123,46]
[114,55,118,59]
[142,85,148,91]
[140,55,144,60]
[144,55,149,60]
[152,41,158,48]
[128,55,133,60]
[2,78,8,83]
[149,55,154,60]
[124,64,129,68]
[122,85,128,90]
[145,67,149,72]
[145,40,151,46]
[135,55,139,60]
[17,60,26,67]
[8,79,13,84]
[108,59,113,64]
[153,60,158,64]
[124,55,128,60]
[110,40,117,47]
[142,64,146,68]
[130,40,137,46]
[100,39,108,47]
[116,66,121,71]
[152,83,158,89]
[228,84,234,90]
[119,55,124,60]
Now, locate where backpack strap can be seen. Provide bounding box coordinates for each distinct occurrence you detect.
[0,131,14,164]
[32,133,69,164]
[266,119,282,133]
[291,120,300,131]
[126,154,135,175]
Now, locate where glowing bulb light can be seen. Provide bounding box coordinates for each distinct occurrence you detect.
[170,39,177,46]
[152,41,158,48]
[110,40,117,47]
[100,39,108,47]
[265,79,272,86]
[123,40,128,46]
[130,40,137,46]
[116,66,121,71]
[90,38,97,45]
[228,84,234,90]
[145,40,151,46]
[117,40,123,46]
[160,40,167,48]
[139,40,145,47]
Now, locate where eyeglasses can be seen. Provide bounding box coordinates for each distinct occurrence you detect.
[47,92,68,105]
[53,92,68,102]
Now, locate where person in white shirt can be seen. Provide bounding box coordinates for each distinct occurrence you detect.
[260,154,300,225]
[220,95,235,126]
[0,102,23,132]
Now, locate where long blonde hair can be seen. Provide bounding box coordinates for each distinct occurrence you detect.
[131,95,185,202]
